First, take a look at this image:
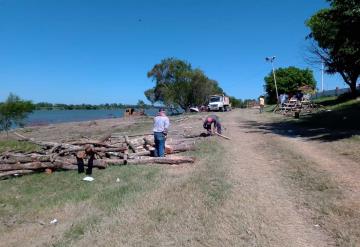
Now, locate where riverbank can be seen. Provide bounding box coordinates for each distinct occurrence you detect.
[24,108,159,127]
[1,109,360,246]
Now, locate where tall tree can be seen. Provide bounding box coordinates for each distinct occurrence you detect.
[306,0,360,97]
[144,88,156,106]
[146,58,224,111]
[0,93,35,135]
[264,67,316,103]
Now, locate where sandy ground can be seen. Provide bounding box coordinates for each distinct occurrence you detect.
[1,109,359,246]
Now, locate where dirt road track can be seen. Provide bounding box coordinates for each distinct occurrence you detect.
[212,109,360,246]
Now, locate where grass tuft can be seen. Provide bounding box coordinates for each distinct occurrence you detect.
[0,139,41,153]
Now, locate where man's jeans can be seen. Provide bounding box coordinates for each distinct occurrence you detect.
[154,132,165,157]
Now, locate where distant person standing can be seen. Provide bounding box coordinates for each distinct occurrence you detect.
[153,108,170,157]
[259,96,265,113]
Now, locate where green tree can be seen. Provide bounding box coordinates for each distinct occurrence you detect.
[136,100,146,109]
[146,57,224,111]
[264,66,316,103]
[229,96,243,108]
[0,93,35,134]
[306,0,360,97]
[144,88,156,106]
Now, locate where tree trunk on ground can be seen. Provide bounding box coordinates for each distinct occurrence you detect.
[97,157,195,165]
[127,156,195,165]
[0,158,107,171]
[0,170,34,179]
[125,135,137,153]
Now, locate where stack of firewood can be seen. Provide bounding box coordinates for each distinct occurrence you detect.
[0,132,200,179]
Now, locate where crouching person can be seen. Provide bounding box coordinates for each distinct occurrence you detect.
[203,115,222,135]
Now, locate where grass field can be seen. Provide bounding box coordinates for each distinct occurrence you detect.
[0,138,230,246]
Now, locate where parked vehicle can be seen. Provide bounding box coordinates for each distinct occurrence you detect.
[207,94,231,112]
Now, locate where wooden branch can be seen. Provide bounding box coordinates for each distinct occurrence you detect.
[214,132,231,140]
[13,132,80,150]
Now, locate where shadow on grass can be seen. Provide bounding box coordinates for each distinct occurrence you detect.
[242,99,360,142]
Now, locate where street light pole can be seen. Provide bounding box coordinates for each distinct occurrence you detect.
[321,61,324,92]
[265,56,279,104]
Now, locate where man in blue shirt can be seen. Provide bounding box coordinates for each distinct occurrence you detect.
[153,108,170,157]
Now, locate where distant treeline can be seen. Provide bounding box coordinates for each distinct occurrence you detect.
[34,101,152,110]
[229,97,257,108]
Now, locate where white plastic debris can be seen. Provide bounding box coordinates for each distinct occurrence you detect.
[50,219,58,224]
[116,178,120,183]
[82,176,94,182]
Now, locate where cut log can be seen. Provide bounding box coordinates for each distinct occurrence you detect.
[0,158,107,171]
[0,170,35,179]
[98,133,112,143]
[106,151,124,159]
[127,156,195,165]
[125,135,137,153]
[0,154,52,164]
[0,162,57,171]
[68,141,118,148]
[123,149,128,163]
[57,146,127,156]
[128,151,151,159]
[143,137,155,146]
[171,144,196,152]
[96,156,194,165]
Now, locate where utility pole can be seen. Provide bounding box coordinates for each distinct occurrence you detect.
[265,56,279,104]
[321,61,324,92]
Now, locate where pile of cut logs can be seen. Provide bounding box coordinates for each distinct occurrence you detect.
[0,132,199,179]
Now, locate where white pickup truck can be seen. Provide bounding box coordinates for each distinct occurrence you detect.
[207,94,231,112]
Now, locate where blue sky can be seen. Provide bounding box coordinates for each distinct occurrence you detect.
[0,0,345,104]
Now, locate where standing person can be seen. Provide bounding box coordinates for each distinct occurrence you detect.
[259,96,265,113]
[153,108,170,157]
[203,115,222,135]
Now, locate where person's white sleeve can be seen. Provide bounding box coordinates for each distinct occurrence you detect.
[165,117,170,129]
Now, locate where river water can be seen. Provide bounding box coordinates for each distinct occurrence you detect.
[25,109,158,126]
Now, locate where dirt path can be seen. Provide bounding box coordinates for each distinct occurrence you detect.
[210,111,333,246]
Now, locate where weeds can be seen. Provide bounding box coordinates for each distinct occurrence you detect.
[0,139,41,153]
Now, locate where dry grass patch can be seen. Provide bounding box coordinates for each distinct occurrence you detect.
[274,143,360,247]
[0,165,162,247]
[66,139,232,247]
